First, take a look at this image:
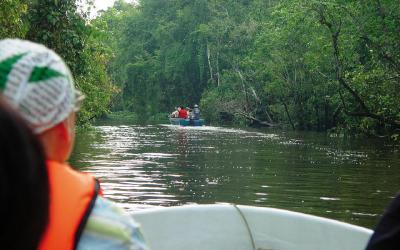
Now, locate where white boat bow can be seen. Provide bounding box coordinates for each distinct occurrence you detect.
[131,204,373,250]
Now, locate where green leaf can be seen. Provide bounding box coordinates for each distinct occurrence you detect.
[0,53,26,91]
[28,66,66,83]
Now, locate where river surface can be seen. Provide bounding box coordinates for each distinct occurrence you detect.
[70,123,400,229]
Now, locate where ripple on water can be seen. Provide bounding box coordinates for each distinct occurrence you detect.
[70,124,400,228]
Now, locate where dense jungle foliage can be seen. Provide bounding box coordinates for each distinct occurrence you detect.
[1,0,399,138]
[0,0,116,124]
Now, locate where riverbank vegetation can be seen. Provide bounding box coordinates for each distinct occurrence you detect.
[1,0,399,138]
[100,111,168,125]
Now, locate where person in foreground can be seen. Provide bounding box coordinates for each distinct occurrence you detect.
[0,39,148,250]
[365,193,400,250]
[0,100,49,250]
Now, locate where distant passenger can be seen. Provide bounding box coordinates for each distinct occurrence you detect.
[192,104,200,120]
[170,107,179,118]
[186,107,192,119]
[178,106,188,119]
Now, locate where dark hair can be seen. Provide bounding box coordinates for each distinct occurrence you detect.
[0,101,49,249]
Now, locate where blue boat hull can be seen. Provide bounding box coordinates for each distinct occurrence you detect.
[170,118,204,126]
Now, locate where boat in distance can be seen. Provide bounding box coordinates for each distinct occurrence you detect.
[169,118,205,126]
[131,204,372,250]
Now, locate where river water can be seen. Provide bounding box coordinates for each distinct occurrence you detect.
[70,123,400,229]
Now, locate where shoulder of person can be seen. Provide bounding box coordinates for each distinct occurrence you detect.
[77,197,149,250]
[365,193,400,250]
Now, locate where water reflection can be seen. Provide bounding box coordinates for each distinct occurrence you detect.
[70,124,400,228]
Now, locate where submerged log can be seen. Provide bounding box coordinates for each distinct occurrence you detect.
[237,111,275,127]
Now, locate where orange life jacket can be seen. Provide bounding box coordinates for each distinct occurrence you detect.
[39,160,101,250]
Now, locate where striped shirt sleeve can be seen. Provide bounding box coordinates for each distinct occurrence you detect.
[77,197,149,250]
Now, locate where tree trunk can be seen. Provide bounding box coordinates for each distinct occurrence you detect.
[216,40,221,86]
[206,42,214,84]
[235,68,250,112]
[282,99,295,130]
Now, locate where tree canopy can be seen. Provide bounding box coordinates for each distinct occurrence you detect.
[1,0,399,137]
[94,0,399,137]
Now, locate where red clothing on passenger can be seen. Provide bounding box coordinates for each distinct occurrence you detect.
[178,109,188,119]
